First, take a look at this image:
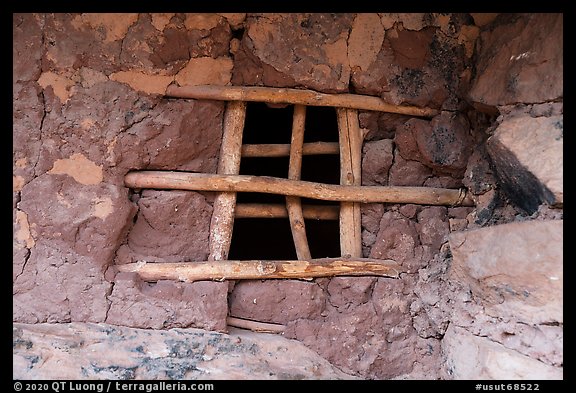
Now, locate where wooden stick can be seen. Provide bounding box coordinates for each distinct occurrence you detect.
[241,142,339,157]
[226,316,286,334]
[125,171,475,206]
[116,258,403,281]
[208,101,246,261]
[235,203,339,220]
[286,105,311,260]
[165,84,439,118]
[337,108,363,258]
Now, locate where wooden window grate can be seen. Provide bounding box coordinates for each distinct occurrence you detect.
[119,85,473,282]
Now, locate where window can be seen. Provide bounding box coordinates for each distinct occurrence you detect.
[120,85,471,282]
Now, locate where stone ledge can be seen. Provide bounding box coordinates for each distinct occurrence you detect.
[449,220,562,325]
[13,322,358,380]
[441,324,563,380]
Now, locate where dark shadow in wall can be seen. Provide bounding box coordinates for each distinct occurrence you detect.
[228,102,341,260]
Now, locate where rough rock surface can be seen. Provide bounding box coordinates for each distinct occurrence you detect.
[233,13,477,110]
[443,220,563,376]
[394,112,473,176]
[13,13,230,329]
[116,190,214,264]
[230,204,455,379]
[106,274,229,332]
[469,13,563,107]
[361,139,394,186]
[229,280,326,324]
[13,322,358,380]
[486,114,563,213]
[363,13,476,111]
[441,325,562,380]
[232,14,354,93]
[448,220,563,326]
[283,276,440,380]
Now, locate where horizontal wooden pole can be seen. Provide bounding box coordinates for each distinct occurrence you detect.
[241,142,339,158]
[235,203,339,220]
[124,171,474,206]
[116,258,403,281]
[165,84,439,118]
[227,316,286,334]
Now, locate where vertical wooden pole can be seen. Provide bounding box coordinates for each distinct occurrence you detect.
[208,101,247,261]
[337,108,363,258]
[286,105,312,260]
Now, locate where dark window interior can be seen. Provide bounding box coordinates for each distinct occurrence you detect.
[228,102,341,260]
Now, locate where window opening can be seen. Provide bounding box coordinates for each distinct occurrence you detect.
[120,85,473,282]
[230,103,341,260]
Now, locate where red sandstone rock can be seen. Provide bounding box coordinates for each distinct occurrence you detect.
[353,23,470,110]
[411,248,452,340]
[463,146,497,195]
[13,81,43,188]
[360,203,385,254]
[486,114,563,213]
[232,14,353,93]
[388,153,432,187]
[449,220,563,326]
[229,280,326,324]
[14,322,357,379]
[13,14,43,82]
[441,324,562,379]
[445,219,563,369]
[369,210,421,271]
[416,113,473,175]
[469,13,563,107]
[14,174,136,323]
[394,118,428,162]
[416,207,449,250]
[286,277,423,379]
[13,13,228,330]
[44,14,124,75]
[327,277,377,309]
[118,190,213,264]
[114,98,225,175]
[395,113,473,176]
[148,14,232,69]
[361,139,394,185]
[14,239,114,323]
[359,112,410,141]
[106,273,228,331]
[13,12,563,381]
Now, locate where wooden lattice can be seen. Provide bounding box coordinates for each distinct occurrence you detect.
[119,85,473,282]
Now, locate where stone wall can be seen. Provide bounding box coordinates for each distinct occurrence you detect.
[225,12,484,379]
[13,12,235,331]
[438,12,563,379]
[13,13,562,380]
